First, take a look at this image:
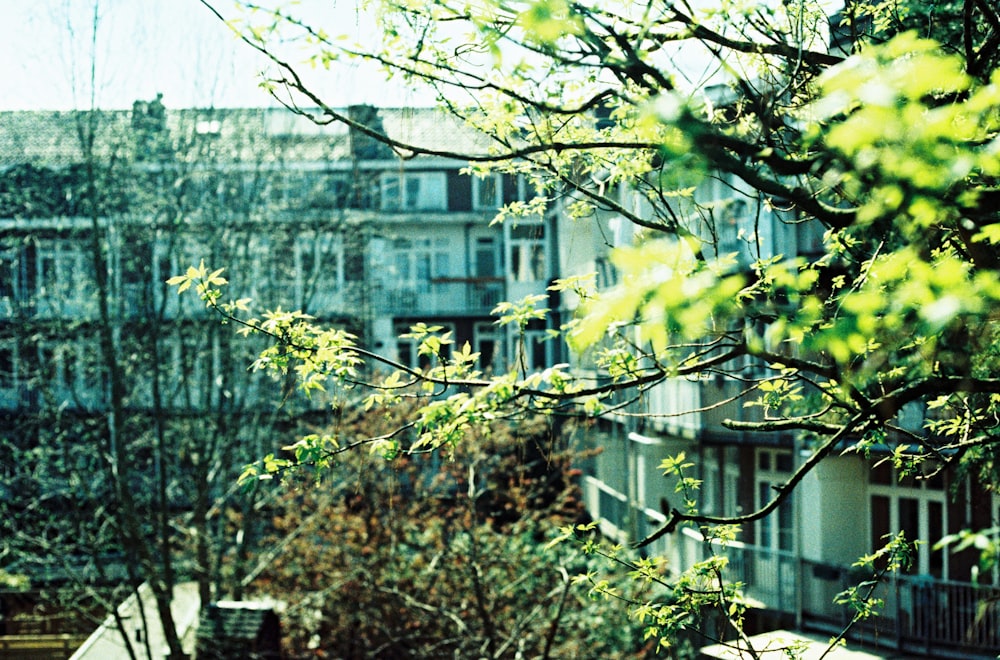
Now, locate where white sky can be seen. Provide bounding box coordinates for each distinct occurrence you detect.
[0,0,435,111]
[1,0,844,112]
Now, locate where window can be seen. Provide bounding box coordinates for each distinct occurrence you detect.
[120,239,151,309]
[473,173,523,210]
[0,248,15,300]
[158,235,217,318]
[509,223,546,282]
[281,172,352,210]
[471,236,503,309]
[756,448,794,552]
[474,322,503,372]
[392,237,451,283]
[31,239,93,312]
[381,172,447,211]
[258,234,298,307]
[700,447,740,517]
[869,463,948,578]
[474,175,500,210]
[0,343,16,391]
[30,340,74,405]
[70,338,107,406]
[170,332,215,409]
[344,236,365,282]
[515,328,550,372]
[595,256,619,289]
[299,233,340,294]
[474,236,499,278]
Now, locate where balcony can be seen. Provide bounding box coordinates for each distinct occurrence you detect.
[676,527,1000,659]
[580,477,1000,659]
[372,278,503,316]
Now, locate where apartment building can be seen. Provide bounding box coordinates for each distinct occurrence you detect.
[0,101,558,409]
[566,169,1000,658]
[4,96,998,658]
[0,101,565,628]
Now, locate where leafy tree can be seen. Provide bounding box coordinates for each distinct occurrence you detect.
[245,403,658,658]
[184,0,1000,654]
[0,79,366,660]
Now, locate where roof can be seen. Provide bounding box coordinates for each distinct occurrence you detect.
[0,104,492,170]
[196,601,281,659]
[70,581,201,660]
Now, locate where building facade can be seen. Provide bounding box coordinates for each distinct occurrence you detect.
[4,98,999,658]
[0,101,565,643]
[567,169,1000,658]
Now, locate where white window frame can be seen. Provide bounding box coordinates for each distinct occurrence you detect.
[513,327,550,373]
[391,237,451,284]
[472,174,501,210]
[869,465,949,579]
[296,231,344,308]
[382,172,447,211]
[34,239,92,311]
[473,321,504,373]
[756,448,795,553]
[508,221,547,283]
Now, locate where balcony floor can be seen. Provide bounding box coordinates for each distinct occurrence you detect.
[700,629,926,659]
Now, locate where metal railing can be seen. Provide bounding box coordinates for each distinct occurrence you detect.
[676,526,1000,658]
[372,279,503,315]
[579,479,1000,659]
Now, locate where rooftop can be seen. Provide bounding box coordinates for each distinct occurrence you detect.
[0,104,492,169]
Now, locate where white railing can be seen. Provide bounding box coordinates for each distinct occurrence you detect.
[675,526,1000,658]
[580,483,1000,659]
[373,279,503,315]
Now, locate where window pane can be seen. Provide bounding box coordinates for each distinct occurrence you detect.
[759,482,772,547]
[871,495,890,558]
[382,174,401,210]
[477,176,497,209]
[416,254,431,281]
[475,238,496,277]
[530,332,547,370]
[0,346,14,388]
[899,497,919,573]
[511,224,544,239]
[405,177,421,209]
[928,501,944,578]
[434,253,450,278]
[502,173,519,204]
[778,498,794,551]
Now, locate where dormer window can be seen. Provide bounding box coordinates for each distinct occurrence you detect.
[380,171,446,211]
[195,119,221,135]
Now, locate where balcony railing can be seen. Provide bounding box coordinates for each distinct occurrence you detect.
[372,278,503,316]
[579,477,1000,659]
[677,527,1000,659]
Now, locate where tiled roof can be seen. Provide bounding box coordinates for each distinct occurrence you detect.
[0,105,491,169]
[196,602,281,659]
[0,110,132,168]
[380,107,493,156]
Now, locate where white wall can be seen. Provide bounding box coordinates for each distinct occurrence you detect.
[799,454,869,565]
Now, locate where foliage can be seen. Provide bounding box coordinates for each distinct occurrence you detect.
[189,0,1000,655]
[246,404,654,658]
[0,569,29,591]
[0,101,368,657]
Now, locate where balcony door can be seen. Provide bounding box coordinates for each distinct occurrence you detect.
[869,463,947,579]
[753,449,797,606]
